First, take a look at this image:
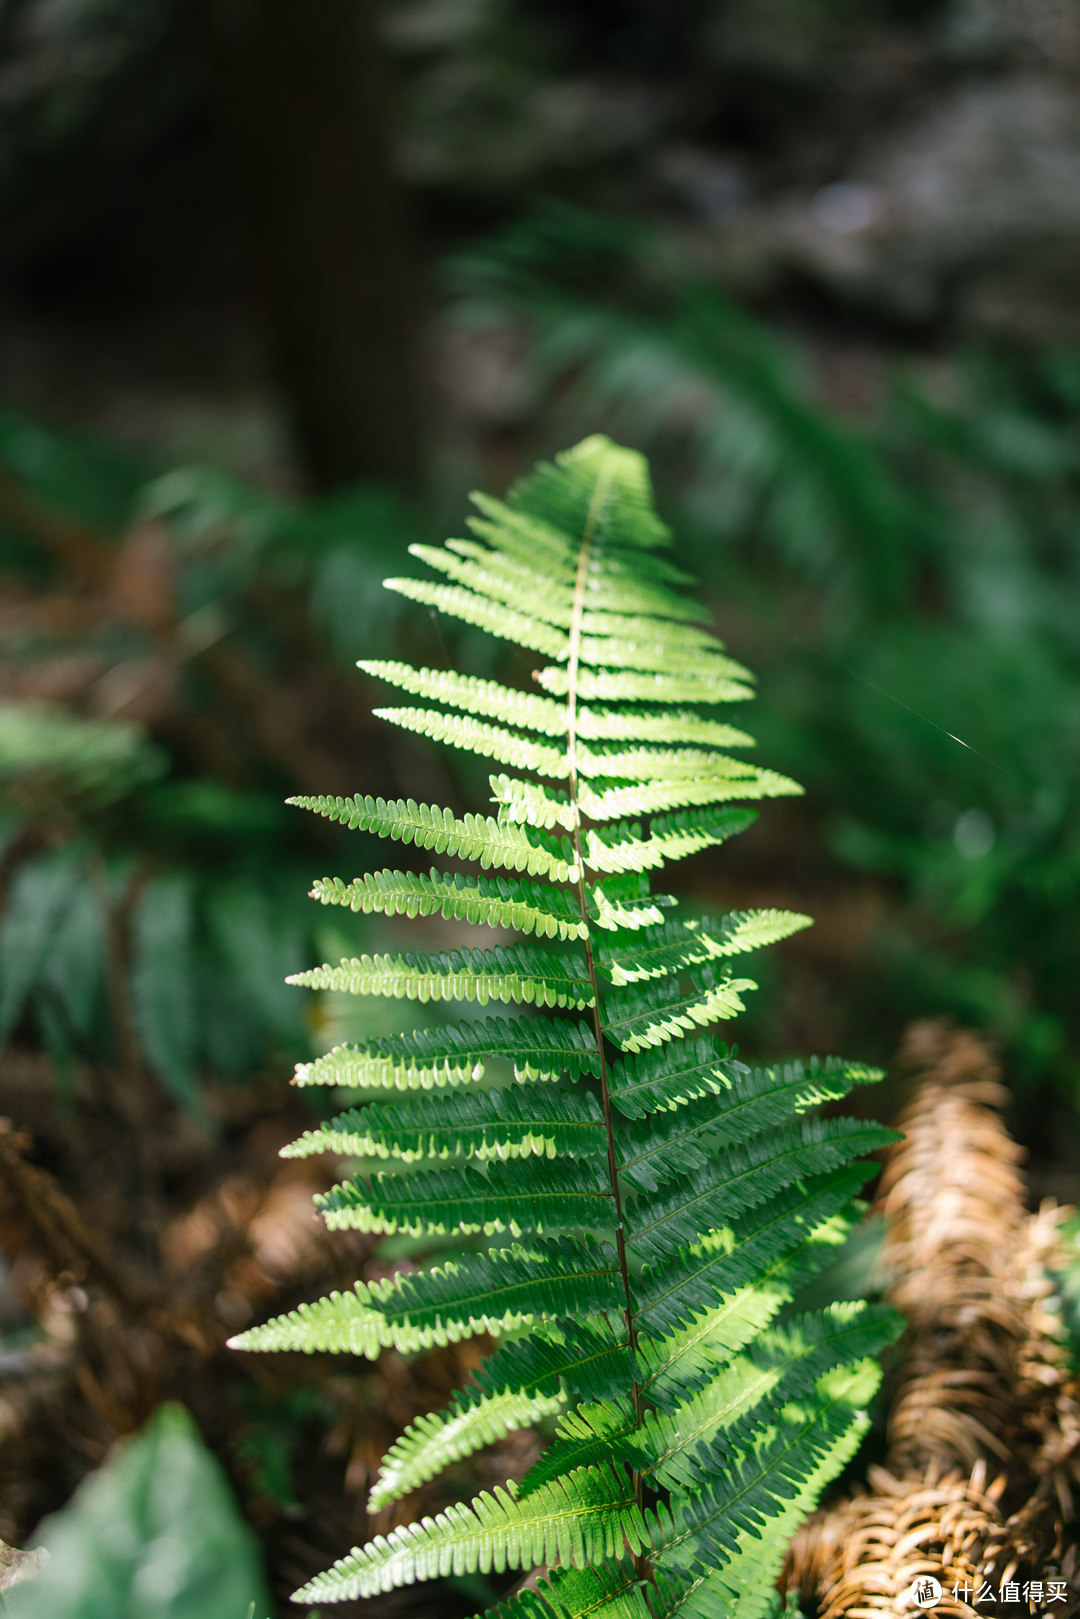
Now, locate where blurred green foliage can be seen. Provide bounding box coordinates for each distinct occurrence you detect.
[1,1404,269,1619]
[0,410,420,1111]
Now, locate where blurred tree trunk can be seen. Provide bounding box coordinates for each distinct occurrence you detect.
[189,0,423,495]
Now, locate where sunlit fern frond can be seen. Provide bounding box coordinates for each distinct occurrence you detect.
[231,437,899,1612]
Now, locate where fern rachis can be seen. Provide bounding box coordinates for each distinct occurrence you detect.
[231,436,900,1616]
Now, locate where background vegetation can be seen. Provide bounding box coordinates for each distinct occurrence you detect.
[1,1,1078,1613]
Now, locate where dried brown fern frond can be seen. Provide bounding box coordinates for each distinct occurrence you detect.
[785,1021,1080,1618]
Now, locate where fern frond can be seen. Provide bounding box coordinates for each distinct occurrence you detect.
[311,869,586,940]
[627,1120,897,1264]
[385,574,570,658]
[227,1283,397,1359]
[643,1305,902,1490]
[602,972,756,1053]
[577,745,754,782]
[281,1086,605,1163]
[368,1388,566,1512]
[637,1212,862,1408]
[517,1399,638,1499]
[371,1237,625,1342]
[235,1239,624,1360]
[597,912,809,989]
[535,666,753,704]
[577,708,753,747]
[576,640,749,680]
[579,770,800,825]
[609,1044,879,1122]
[465,494,580,575]
[287,793,577,881]
[469,1558,652,1619]
[647,1405,863,1619]
[374,707,567,777]
[589,882,672,933]
[652,1361,880,1578]
[296,1465,646,1603]
[614,1060,880,1190]
[239,436,893,1616]
[490,774,576,830]
[292,1014,599,1089]
[289,944,592,1010]
[707,910,813,957]
[315,1156,613,1237]
[405,540,576,627]
[583,807,757,875]
[358,660,569,735]
[472,1317,635,1407]
[635,1167,874,1340]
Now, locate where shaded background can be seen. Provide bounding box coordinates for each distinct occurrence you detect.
[1,1,1079,1613]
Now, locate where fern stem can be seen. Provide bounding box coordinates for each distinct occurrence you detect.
[561,463,646,1544]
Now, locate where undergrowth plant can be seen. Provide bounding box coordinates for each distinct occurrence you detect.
[231,436,902,1616]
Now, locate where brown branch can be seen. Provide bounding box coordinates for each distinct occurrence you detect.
[0,1123,147,1313]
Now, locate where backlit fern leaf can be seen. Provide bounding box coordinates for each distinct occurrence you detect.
[282,1086,605,1163]
[232,437,897,1613]
[311,869,587,940]
[297,1465,646,1603]
[368,1389,567,1512]
[292,1014,599,1089]
[288,944,593,1009]
[316,1156,612,1237]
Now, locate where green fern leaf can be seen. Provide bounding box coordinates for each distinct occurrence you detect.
[596,912,808,989]
[468,1558,652,1619]
[359,659,569,735]
[227,1284,397,1359]
[490,774,576,830]
[287,793,577,881]
[372,1238,625,1343]
[638,1213,861,1408]
[584,806,757,874]
[289,944,592,1010]
[472,1317,635,1407]
[635,1167,874,1340]
[577,708,753,747]
[310,868,586,940]
[578,744,753,782]
[406,540,576,626]
[580,771,800,824]
[614,1060,881,1191]
[236,436,896,1617]
[385,574,570,658]
[374,707,567,776]
[643,1305,901,1491]
[535,666,753,704]
[368,1388,566,1512]
[292,1014,600,1089]
[653,1361,880,1578]
[315,1157,613,1237]
[601,972,756,1053]
[281,1086,605,1163]
[516,1400,637,1500]
[627,1120,898,1264]
[296,1465,646,1604]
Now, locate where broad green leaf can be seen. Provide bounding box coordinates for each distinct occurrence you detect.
[2,1405,268,1619]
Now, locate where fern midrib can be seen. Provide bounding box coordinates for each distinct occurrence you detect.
[562,458,646,1542]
